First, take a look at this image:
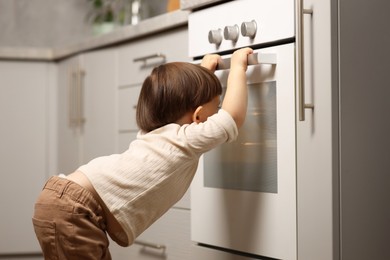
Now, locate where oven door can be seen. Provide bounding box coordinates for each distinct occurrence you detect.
[191,43,296,260]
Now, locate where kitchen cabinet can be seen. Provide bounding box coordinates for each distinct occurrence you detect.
[116,27,190,209]
[1,23,192,258]
[57,48,117,173]
[0,60,56,257]
[297,0,390,259]
[111,27,192,259]
[110,208,191,260]
[296,0,335,259]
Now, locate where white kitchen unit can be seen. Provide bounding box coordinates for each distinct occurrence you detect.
[57,48,117,173]
[297,0,390,259]
[0,9,190,259]
[109,208,190,260]
[185,0,390,259]
[110,27,193,259]
[296,0,335,259]
[115,27,190,210]
[0,60,56,258]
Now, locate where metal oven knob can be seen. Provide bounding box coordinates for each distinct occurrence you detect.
[208,29,223,45]
[223,25,239,42]
[241,20,257,38]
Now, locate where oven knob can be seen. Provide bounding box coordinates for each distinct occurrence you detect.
[208,29,222,45]
[223,25,239,42]
[241,20,257,38]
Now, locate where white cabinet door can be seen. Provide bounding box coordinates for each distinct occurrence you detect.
[117,27,189,87]
[110,208,191,260]
[57,55,82,173]
[0,61,56,254]
[82,49,117,163]
[296,1,336,259]
[57,48,117,173]
[118,85,141,134]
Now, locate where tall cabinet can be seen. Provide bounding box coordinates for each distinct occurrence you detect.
[57,48,117,173]
[297,0,390,259]
[0,61,56,256]
[296,0,336,259]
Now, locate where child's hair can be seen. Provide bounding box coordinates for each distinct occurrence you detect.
[136,62,222,132]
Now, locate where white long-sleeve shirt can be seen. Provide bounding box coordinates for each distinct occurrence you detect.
[78,109,238,246]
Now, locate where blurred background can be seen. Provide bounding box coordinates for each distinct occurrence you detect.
[0,0,177,48]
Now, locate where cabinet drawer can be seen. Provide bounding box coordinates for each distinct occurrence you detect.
[110,208,191,260]
[118,85,141,131]
[117,132,137,153]
[117,27,188,87]
[117,82,190,209]
[117,132,190,210]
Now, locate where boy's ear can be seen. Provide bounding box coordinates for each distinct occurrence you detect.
[192,106,203,123]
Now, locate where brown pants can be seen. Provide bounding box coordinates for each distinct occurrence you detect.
[32,176,111,260]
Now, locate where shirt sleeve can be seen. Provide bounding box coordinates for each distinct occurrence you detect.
[179,109,239,154]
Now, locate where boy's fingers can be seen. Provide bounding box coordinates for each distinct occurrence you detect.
[201,54,221,71]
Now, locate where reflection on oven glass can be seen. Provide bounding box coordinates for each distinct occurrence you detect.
[204,81,277,193]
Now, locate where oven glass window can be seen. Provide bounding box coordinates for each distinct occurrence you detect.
[204,81,277,193]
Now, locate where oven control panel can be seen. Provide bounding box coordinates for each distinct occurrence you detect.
[188,0,294,58]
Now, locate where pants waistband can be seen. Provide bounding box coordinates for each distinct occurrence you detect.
[44,176,103,214]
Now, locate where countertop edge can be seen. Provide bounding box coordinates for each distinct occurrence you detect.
[180,0,227,10]
[0,48,54,61]
[0,10,189,62]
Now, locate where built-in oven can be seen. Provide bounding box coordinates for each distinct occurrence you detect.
[188,0,297,259]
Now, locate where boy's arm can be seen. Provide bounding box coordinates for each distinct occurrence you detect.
[222,47,253,128]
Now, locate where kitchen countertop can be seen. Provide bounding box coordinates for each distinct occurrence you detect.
[180,0,228,10]
[0,10,189,61]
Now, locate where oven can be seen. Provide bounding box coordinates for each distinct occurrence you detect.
[188,0,297,259]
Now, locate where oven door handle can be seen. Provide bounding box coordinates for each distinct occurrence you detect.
[216,53,276,70]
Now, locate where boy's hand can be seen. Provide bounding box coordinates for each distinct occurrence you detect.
[200,54,221,72]
[221,47,253,129]
[230,47,253,71]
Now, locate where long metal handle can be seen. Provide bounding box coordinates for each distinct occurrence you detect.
[69,68,77,127]
[216,53,277,70]
[133,53,166,63]
[134,239,166,250]
[77,69,86,127]
[68,67,86,128]
[297,0,314,121]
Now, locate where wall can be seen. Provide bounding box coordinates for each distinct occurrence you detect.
[0,0,93,48]
[0,0,170,48]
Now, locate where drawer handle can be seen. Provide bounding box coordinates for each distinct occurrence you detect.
[133,53,166,64]
[134,239,166,250]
